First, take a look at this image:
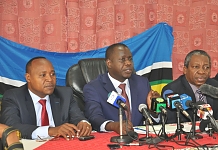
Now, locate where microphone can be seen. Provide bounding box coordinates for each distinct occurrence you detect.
[197,104,218,132]
[173,101,191,120]
[185,101,206,110]
[165,93,181,109]
[199,84,218,98]
[151,97,167,114]
[138,104,153,125]
[107,91,127,110]
[180,94,192,110]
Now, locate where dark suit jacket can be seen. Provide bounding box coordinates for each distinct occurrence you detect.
[214,73,218,81]
[161,75,218,123]
[0,84,87,139]
[83,73,151,131]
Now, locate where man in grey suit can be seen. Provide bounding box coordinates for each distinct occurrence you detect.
[1,57,92,139]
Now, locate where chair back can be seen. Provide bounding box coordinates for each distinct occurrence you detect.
[66,58,107,111]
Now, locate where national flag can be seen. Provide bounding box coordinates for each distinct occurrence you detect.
[0,22,174,95]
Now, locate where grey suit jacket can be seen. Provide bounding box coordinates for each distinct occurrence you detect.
[0,84,87,139]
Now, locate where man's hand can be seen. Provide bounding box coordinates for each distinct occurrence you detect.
[0,123,9,138]
[48,123,79,140]
[147,90,160,109]
[77,121,92,137]
[105,120,133,135]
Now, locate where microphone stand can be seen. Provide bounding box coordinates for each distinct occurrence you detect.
[185,108,203,139]
[110,107,133,143]
[175,107,182,140]
[208,122,213,137]
[159,113,168,140]
[139,119,161,144]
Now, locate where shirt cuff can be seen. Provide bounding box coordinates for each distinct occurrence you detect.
[80,120,91,126]
[100,120,114,132]
[31,126,50,139]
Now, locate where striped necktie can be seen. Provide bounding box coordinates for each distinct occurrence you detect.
[119,84,131,121]
[196,89,204,102]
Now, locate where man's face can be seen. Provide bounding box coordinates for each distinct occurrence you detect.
[183,55,211,88]
[25,58,56,98]
[107,46,134,82]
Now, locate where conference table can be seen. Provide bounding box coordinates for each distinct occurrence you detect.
[21,122,218,150]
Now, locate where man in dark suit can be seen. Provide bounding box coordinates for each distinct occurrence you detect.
[161,50,218,123]
[1,57,92,139]
[83,43,158,134]
[214,73,218,81]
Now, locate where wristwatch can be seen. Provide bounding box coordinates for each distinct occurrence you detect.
[2,127,23,150]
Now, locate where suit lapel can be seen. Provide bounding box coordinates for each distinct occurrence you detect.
[181,76,197,102]
[50,94,61,126]
[128,76,139,124]
[102,74,117,94]
[24,89,37,125]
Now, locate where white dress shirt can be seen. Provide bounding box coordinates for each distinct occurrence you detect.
[100,73,132,131]
[29,90,55,139]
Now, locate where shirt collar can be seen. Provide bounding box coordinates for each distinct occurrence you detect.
[188,82,199,94]
[108,73,129,89]
[28,89,49,104]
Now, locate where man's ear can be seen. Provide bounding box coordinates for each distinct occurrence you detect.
[106,59,112,69]
[25,73,30,83]
[183,66,187,74]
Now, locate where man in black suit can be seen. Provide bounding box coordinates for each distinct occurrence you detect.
[161,50,218,123]
[1,57,92,139]
[214,73,218,81]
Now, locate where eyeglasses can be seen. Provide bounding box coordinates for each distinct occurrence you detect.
[36,135,60,142]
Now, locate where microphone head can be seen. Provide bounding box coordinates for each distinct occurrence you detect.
[199,84,218,98]
[180,94,192,110]
[151,98,166,113]
[185,100,192,107]
[138,104,147,112]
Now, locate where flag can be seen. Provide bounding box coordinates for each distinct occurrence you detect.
[0,22,173,95]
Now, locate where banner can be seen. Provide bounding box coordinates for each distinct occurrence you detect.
[0,22,174,95]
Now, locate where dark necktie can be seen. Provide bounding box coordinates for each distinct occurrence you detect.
[196,89,204,102]
[119,84,131,121]
[39,99,49,126]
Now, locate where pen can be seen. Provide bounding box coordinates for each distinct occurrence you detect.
[123,142,142,146]
[134,127,146,132]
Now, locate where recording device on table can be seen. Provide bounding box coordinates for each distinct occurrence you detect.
[78,135,95,141]
[107,91,135,143]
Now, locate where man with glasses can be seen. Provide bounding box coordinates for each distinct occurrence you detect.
[161,50,218,123]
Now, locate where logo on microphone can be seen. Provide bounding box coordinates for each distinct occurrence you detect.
[197,104,213,120]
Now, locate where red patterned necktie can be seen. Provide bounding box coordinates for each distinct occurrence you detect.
[119,84,131,121]
[38,99,49,126]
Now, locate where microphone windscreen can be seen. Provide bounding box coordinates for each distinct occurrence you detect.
[199,84,218,98]
[185,100,192,107]
[138,104,147,112]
